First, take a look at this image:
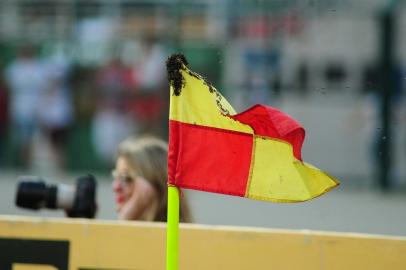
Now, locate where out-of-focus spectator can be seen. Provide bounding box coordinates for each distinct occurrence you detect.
[129,36,167,135]
[136,37,167,91]
[4,45,47,168]
[92,57,136,165]
[92,107,135,166]
[38,53,74,170]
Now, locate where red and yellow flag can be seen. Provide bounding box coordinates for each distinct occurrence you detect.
[166,54,339,202]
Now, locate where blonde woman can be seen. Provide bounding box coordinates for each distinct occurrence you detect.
[112,136,191,222]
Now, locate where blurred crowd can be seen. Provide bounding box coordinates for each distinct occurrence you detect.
[0,38,168,172]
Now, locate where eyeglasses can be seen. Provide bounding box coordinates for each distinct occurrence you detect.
[111,170,134,186]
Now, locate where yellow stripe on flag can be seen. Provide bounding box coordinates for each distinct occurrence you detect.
[247,136,338,202]
[169,67,252,134]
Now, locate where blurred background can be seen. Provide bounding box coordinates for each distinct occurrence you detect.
[0,0,406,236]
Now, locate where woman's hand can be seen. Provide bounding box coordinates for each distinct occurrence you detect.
[118,176,157,220]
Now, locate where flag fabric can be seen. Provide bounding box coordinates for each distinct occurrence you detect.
[166,54,339,202]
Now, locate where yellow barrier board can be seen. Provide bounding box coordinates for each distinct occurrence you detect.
[0,215,405,270]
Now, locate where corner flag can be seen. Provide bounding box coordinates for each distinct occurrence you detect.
[166,54,339,202]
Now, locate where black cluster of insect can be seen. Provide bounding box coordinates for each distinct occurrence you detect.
[166,53,230,115]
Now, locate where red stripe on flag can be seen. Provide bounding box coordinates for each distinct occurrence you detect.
[229,104,305,160]
[168,120,253,197]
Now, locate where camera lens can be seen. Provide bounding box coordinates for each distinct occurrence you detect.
[15,175,97,218]
[15,177,57,210]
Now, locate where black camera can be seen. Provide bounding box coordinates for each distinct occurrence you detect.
[16,174,97,218]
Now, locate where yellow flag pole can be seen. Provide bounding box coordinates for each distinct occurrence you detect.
[166,185,180,270]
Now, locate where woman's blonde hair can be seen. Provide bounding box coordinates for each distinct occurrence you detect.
[117,136,191,222]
